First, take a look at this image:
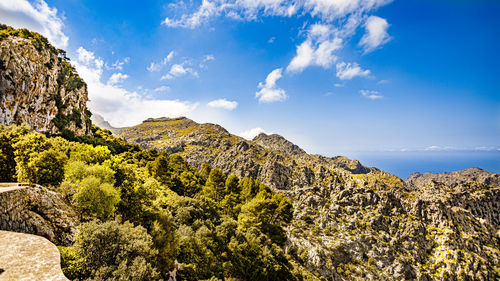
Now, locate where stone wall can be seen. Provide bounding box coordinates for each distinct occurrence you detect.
[0,183,79,246]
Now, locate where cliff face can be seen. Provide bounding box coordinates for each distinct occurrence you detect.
[119,117,500,280]
[0,26,91,136]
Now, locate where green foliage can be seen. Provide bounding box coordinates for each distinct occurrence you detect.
[72,176,120,220]
[69,144,111,164]
[238,191,293,245]
[61,160,119,220]
[26,149,68,186]
[76,125,139,154]
[203,168,227,202]
[0,124,30,181]
[0,124,299,280]
[12,132,68,186]
[59,220,160,281]
[0,24,61,54]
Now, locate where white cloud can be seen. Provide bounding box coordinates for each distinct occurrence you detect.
[359,15,391,53]
[161,63,199,80]
[163,0,393,83]
[336,62,371,80]
[106,57,130,71]
[163,0,218,29]
[153,86,171,92]
[207,98,238,110]
[360,89,383,100]
[147,51,175,72]
[239,127,269,140]
[203,54,215,61]
[107,73,128,85]
[256,68,287,103]
[73,46,198,127]
[0,0,68,48]
[162,0,391,29]
[287,24,343,73]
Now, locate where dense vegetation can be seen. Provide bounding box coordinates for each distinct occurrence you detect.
[0,124,315,281]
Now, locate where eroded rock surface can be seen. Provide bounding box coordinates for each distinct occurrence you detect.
[0,32,90,135]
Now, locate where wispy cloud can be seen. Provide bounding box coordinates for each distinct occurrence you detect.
[359,15,391,53]
[107,73,128,85]
[161,63,199,80]
[153,85,171,93]
[207,98,238,110]
[256,68,287,103]
[203,54,215,62]
[73,46,198,127]
[360,89,383,100]
[147,51,175,72]
[0,0,68,48]
[336,62,371,80]
[162,0,392,29]
[239,127,269,140]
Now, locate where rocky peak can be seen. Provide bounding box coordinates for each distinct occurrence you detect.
[0,25,91,136]
[405,167,500,192]
[253,132,306,156]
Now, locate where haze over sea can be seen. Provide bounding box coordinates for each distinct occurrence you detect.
[352,151,500,179]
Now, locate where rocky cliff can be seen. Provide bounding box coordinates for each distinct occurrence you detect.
[0,25,91,136]
[119,117,500,280]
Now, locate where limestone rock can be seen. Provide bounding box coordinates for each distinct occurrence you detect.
[0,28,91,136]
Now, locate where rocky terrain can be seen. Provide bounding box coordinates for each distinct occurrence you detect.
[0,25,91,136]
[118,117,382,190]
[119,117,500,280]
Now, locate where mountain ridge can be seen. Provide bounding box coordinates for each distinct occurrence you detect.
[117,116,500,280]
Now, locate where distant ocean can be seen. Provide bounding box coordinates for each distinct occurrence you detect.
[352,151,500,179]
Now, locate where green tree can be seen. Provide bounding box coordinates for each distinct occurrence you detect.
[13,132,52,182]
[72,176,120,220]
[59,220,160,281]
[0,124,29,181]
[198,163,212,183]
[203,168,226,202]
[26,148,68,186]
[238,177,259,203]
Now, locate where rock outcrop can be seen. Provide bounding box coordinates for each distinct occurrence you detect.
[0,183,79,246]
[118,117,379,190]
[0,25,91,136]
[118,117,500,280]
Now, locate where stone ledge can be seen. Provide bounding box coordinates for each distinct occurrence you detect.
[0,230,68,280]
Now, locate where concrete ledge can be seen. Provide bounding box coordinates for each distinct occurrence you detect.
[0,230,68,280]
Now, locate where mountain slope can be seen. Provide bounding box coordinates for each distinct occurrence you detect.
[0,25,91,136]
[119,117,499,280]
[118,117,386,190]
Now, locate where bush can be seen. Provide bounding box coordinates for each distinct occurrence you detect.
[72,176,120,220]
[60,220,160,281]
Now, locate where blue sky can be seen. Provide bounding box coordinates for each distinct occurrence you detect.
[1,0,499,176]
